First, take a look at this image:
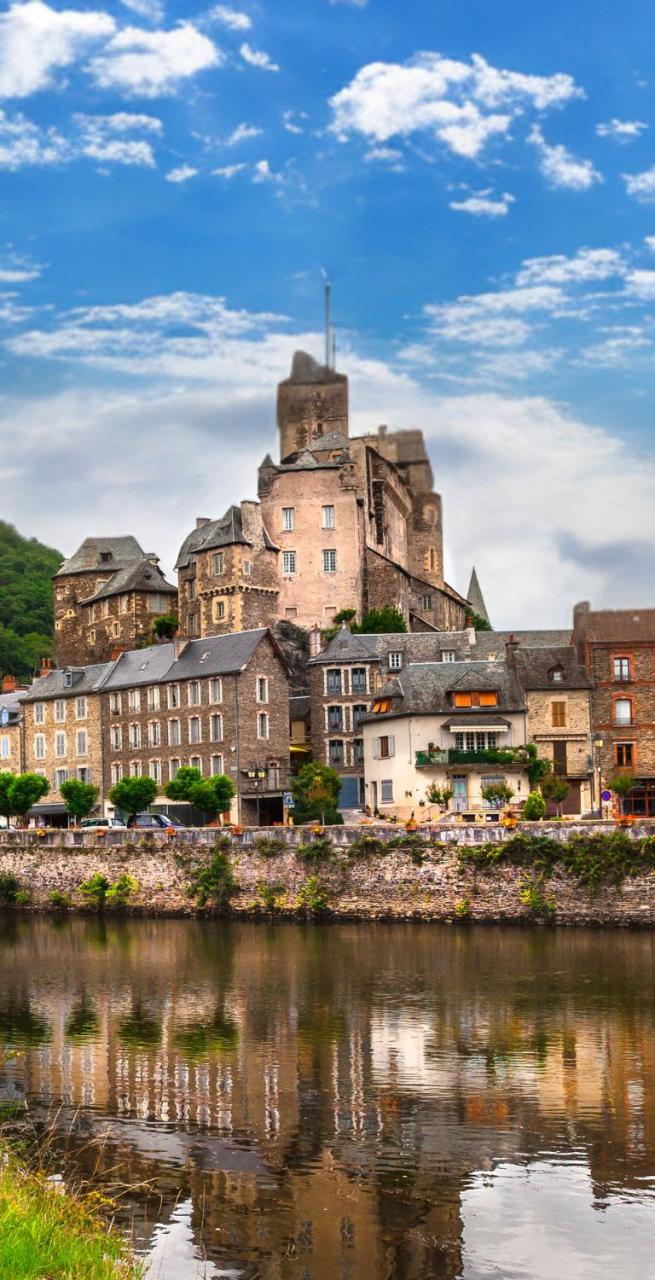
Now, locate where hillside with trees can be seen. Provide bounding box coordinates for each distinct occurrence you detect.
[0,522,62,681]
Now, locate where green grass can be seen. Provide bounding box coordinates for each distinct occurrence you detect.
[0,1148,141,1279]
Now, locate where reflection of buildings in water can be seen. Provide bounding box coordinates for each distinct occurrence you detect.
[1,921,655,1277]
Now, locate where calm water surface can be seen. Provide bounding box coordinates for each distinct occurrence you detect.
[1,917,654,1279]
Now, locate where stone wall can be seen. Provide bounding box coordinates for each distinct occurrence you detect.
[3,822,655,926]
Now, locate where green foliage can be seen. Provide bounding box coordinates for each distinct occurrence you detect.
[608,773,637,814]
[296,836,334,866]
[189,775,236,818]
[523,791,546,821]
[0,872,19,902]
[164,766,202,801]
[541,773,570,815]
[0,773,15,819]
[357,606,407,633]
[0,521,62,681]
[471,611,492,631]
[519,881,555,917]
[481,781,514,809]
[459,830,655,891]
[454,897,470,918]
[65,999,99,1041]
[254,835,287,857]
[256,880,285,911]
[48,889,71,910]
[426,784,454,809]
[77,872,137,911]
[151,613,178,640]
[60,779,99,822]
[14,890,29,906]
[187,846,237,909]
[173,1012,238,1058]
[108,775,158,820]
[347,834,386,859]
[117,1004,162,1048]
[297,875,328,913]
[105,873,138,907]
[7,772,49,817]
[78,873,110,909]
[333,608,357,625]
[292,762,342,824]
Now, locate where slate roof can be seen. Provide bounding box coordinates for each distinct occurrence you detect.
[102,629,273,690]
[369,660,525,718]
[515,645,592,690]
[22,663,113,702]
[176,505,276,570]
[576,608,655,644]
[81,559,176,604]
[310,628,475,666]
[472,629,572,659]
[56,536,146,577]
[0,690,24,723]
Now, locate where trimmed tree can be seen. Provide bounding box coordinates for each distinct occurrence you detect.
[425,784,454,812]
[164,767,202,803]
[541,773,570,818]
[152,613,179,641]
[481,781,514,810]
[60,779,99,825]
[108,776,158,824]
[523,791,546,821]
[188,776,236,824]
[608,772,637,816]
[9,772,49,823]
[0,772,16,821]
[292,762,342,825]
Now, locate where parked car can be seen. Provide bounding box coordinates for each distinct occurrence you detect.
[80,817,128,830]
[128,813,187,831]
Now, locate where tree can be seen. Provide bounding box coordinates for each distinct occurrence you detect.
[292,762,342,824]
[425,784,454,812]
[357,606,407,634]
[541,772,570,818]
[608,773,637,816]
[152,613,179,641]
[0,520,62,680]
[188,776,236,823]
[0,772,15,819]
[60,779,99,824]
[108,776,158,823]
[523,791,546,821]
[481,781,514,810]
[9,772,49,822]
[471,611,492,632]
[164,766,202,802]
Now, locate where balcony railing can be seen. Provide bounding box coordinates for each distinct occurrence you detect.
[415,748,528,768]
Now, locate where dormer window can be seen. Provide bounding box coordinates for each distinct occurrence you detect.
[99,551,112,563]
[389,652,403,671]
[550,665,564,683]
[453,691,498,708]
[64,671,74,688]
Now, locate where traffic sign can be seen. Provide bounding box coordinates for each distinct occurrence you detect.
[283,792,294,807]
[601,790,612,802]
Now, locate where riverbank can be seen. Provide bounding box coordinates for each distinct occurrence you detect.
[2,823,655,925]
[0,1142,141,1279]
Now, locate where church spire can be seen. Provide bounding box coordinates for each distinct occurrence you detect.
[467,566,491,628]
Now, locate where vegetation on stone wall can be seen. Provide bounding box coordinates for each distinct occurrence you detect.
[459,830,655,889]
[0,522,62,680]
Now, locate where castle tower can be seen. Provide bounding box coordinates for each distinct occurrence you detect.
[277,351,349,462]
[175,503,279,638]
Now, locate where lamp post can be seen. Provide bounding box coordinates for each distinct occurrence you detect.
[594,737,604,818]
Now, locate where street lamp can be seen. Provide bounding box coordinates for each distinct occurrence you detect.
[594,737,604,819]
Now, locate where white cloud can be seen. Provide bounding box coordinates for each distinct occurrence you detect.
[596,118,647,142]
[208,5,251,30]
[645,236,655,252]
[623,166,655,202]
[0,109,69,168]
[422,285,565,348]
[0,1,115,99]
[166,163,197,182]
[329,52,582,160]
[516,247,625,286]
[578,328,651,367]
[212,161,246,178]
[118,0,164,22]
[282,109,306,135]
[75,111,163,166]
[252,158,281,184]
[239,42,279,72]
[0,248,43,281]
[90,22,221,96]
[529,125,601,191]
[364,145,405,170]
[226,121,262,145]
[449,190,514,216]
[329,0,368,7]
[624,268,655,299]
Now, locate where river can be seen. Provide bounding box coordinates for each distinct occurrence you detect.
[0,917,654,1278]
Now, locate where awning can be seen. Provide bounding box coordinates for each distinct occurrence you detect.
[28,803,68,816]
[442,720,511,731]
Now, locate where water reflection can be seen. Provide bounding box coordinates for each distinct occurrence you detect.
[0,919,654,1278]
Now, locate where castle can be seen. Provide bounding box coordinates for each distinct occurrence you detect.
[53,350,471,669]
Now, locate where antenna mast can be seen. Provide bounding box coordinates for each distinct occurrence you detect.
[322,270,335,370]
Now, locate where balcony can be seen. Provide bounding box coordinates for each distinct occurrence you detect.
[415,748,529,768]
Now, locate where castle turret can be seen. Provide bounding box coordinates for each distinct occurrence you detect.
[277,350,349,462]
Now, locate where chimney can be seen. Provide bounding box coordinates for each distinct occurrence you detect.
[2,674,17,693]
[309,625,323,658]
[173,633,190,660]
[505,633,519,668]
[196,517,211,529]
[39,657,53,678]
[110,643,126,661]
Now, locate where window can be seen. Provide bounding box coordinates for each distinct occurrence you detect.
[614,698,633,726]
[209,678,222,703]
[0,737,8,760]
[328,705,343,732]
[550,666,564,683]
[128,689,141,713]
[76,730,88,756]
[55,731,66,758]
[147,687,160,712]
[34,702,45,725]
[420,594,433,612]
[479,692,498,706]
[110,692,121,714]
[74,697,87,720]
[282,507,295,532]
[34,734,45,761]
[187,578,196,600]
[322,505,335,530]
[54,699,65,723]
[389,653,402,671]
[170,758,180,780]
[322,549,337,574]
[168,685,180,710]
[148,722,161,747]
[54,768,68,790]
[120,594,129,614]
[613,656,632,682]
[353,704,367,727]
[454,691,498,708]
[353,738,364,764]
[149,760,162,784]
[256,677,269,703]
[129,723,141,749]
[210,714,223,742]
[213,552,224,576]
[283,550,296,575]
[111,763,122,786]
[101,600,109,619]
[328,739,344,765]
[243,560,251,576]
[454,732,498,752]
[188,614,198,636]
[110,725,122,750]
[551,701,567,728]
[380,780,394,804]
[326,669,342,695]
[189,716,201,744]
[214,600,226,622]
[188,681,201,707]
[211,754,224,776]
[351,667,367,694]
[615,742,634,767]
[257,712,269,740]
[88,629,96,644]
[130,760,142,778]
[168,719,181,746]
[553,741,567,776]
[441,651,455,663]
[379,735,395,759]
[189,756,201,773]
[112,623,120,638]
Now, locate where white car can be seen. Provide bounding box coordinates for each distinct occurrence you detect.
[80,817,128,830]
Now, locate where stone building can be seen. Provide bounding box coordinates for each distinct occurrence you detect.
[514,643,593,815]
[53,536,177,667]
[0,675,27,778]
[175,504,279,639]
[22,630,290,826]
[573,601,655,816]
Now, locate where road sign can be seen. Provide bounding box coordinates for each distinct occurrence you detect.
[0,708,8,726]
[283,792,294,808]
[601,790,612,802]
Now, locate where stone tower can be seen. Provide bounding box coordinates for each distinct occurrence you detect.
[277,351,349,461]
[175,502,279,638]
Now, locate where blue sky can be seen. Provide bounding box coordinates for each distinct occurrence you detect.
[0,0,654,626]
